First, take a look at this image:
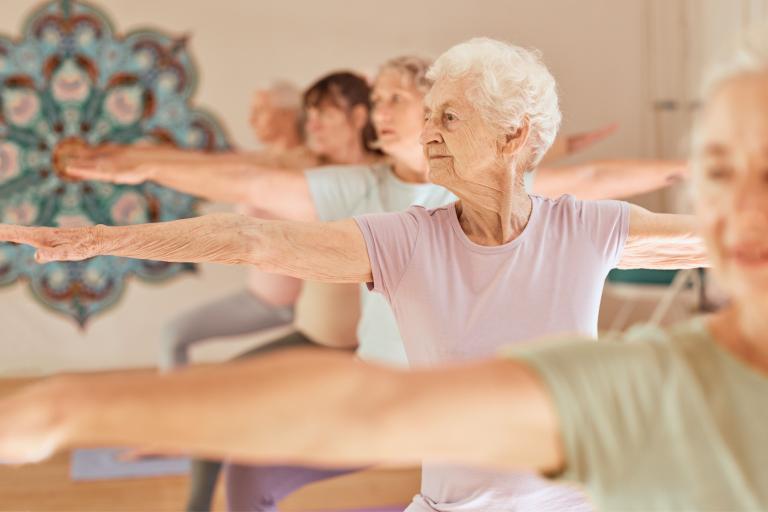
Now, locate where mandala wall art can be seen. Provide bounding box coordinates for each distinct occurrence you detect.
[0,0,231,326]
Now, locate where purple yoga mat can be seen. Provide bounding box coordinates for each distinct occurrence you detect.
[70,447,189,481]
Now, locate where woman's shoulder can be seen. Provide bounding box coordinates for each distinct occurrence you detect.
[510,317,710,372]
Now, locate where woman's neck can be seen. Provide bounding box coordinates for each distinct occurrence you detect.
[710,301,768,374]
[454,167,531,246]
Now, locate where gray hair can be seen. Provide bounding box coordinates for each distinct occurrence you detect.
[378,55,434,95]
[263,80,302,110]
[703,24,768,98]
[693,24,768,149]
[427,37,561,170]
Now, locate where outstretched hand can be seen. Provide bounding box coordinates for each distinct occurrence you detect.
[0,380,73,466]
[541,123,619,165]
[0,224,102,263]
[565,122,619,155]
[63,144,153,185]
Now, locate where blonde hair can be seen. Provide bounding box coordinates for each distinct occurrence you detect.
[377,55,433,94]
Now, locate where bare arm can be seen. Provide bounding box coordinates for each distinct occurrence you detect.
[65,145,319,221]
[0,350,563,472]
[533,159,688,200]
[0,215,371,283]
[538,123,618,166]
[618,205,708,269]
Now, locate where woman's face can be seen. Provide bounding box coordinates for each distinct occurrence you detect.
[370,68,425,159]
[693,72,768,306]
[420,76,511,195]
[304,99,362,161]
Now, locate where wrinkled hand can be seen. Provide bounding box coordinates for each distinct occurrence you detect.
[63,144,152,185]
[0,224,104,263]
[0,379,74,466]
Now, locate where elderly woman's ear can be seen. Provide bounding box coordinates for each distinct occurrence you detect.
[499,119,530,161]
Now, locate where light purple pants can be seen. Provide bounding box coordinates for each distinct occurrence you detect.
[225,463,364,512]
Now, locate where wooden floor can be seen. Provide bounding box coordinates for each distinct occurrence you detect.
[0,377,419,511]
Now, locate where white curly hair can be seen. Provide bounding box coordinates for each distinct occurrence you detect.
[427,37,561,170]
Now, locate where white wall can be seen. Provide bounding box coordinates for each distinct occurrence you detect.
[0,0,659,375]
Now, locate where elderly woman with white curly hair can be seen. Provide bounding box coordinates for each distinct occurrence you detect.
[0,38,706,511]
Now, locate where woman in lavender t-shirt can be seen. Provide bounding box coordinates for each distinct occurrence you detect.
[0,38,706,511]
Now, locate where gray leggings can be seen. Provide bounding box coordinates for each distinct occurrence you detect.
[166,294,361,512]
[160,289,294,371]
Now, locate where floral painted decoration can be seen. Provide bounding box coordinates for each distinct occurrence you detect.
[0,0,231,326]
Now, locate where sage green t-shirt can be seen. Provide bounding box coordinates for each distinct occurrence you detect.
[510,317,768,511]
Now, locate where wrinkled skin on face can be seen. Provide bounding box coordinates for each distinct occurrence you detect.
[693,72,768,308]
[370,69,425,161]
[420,77,530,210]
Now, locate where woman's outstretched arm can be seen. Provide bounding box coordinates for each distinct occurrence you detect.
[0,349,563,472]
[0,214,371,283]
[64,144,319,220]
[534,159,688,200]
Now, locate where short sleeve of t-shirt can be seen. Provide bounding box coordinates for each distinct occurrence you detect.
[506,336,669,486]
[305,165,377,222]
[570,197,630,268]
[353,206,422,303]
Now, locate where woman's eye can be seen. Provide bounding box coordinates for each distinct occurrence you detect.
[444,112,457,122]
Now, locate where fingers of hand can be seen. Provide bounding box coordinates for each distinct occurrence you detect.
[0,226,92,262]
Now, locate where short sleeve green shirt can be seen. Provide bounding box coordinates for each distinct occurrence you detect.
[509,318,768,511]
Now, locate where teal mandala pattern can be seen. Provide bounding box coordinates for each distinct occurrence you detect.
[0,0,231,326]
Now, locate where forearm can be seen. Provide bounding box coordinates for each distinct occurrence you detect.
[64,351,404,466]
[146,160,258,203]
[92,214,253,264]
[590,159,688,199]
[620,210,709,269]
[147,158,316,220]
[58,352,559,470]
[535,160,688,200]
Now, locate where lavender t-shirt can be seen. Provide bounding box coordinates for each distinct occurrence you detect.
[354,194,630,511]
